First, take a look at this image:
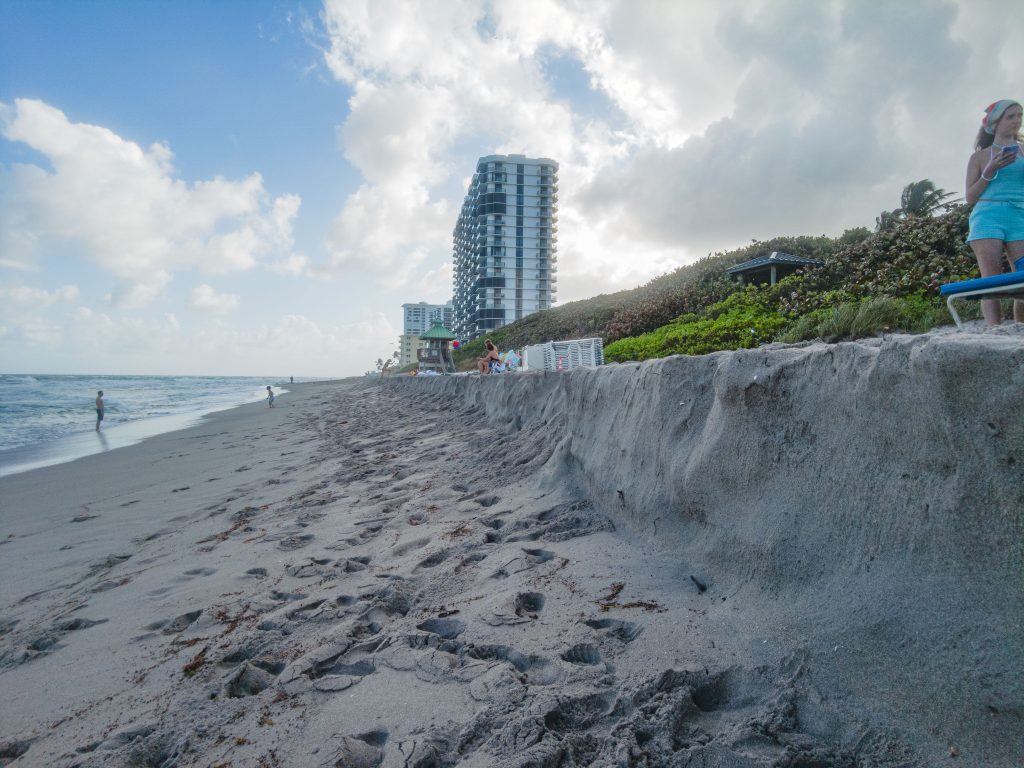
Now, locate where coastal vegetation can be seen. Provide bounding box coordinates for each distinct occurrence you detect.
[454,192,984,366]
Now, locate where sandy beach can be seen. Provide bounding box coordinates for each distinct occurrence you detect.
[1,329,1022,767]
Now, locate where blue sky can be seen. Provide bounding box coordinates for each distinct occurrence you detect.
[1,0,1021,376]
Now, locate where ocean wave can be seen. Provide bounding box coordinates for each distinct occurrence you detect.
[0,374,270,456]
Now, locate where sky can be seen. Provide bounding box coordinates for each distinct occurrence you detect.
[1,0,1022,377]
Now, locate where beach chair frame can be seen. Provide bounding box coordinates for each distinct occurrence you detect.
[939,271,1024,330]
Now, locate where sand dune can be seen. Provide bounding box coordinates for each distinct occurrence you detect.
[0,327,1021,767]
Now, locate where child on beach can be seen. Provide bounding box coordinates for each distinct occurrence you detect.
[95,390,104,430]
[266,386,275,408]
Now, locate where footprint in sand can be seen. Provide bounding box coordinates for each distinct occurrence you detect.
[87,553,133,576]
[323,730,389,768]
[149,609,203,634]
[482,592,545,626]
[169,568,216,583]
[91,577,131,593]
[285,598,328,621]
[270,590,308,602]
[285,557,332,578]
[225,660,286,698]
[464,645,563,686]
[514,592,545,617]
[275,533,315,551]
[278,641,380,694]
[454,552,488,573]
[135,528,174,543]
[560,643,602,665]
[521,547,555,565]
[416,618,466,639]
[392,537,431,556]
[584,617,642,642]
[8,616,109,667]
[54,617,108,632]
[0,739,33,762]
[415,549,449,571]
[337,556,371,573]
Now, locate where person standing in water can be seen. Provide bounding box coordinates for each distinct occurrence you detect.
[266,386,275,408]
[965,99,1024,326]
[95,390,105,430]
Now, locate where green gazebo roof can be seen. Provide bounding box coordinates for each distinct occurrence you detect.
[420,319,457,341]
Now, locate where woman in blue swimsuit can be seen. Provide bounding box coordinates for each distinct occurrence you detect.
[965,99,1024,326]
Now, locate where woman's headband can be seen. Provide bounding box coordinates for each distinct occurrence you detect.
[983,99,1020,134]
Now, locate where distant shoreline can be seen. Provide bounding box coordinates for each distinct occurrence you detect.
[0,383,300,479]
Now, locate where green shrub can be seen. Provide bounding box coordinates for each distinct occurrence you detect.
[605,288,789,362]
[776,293,963,343]
[455,202,977,363]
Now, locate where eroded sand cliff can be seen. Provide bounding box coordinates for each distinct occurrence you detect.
[0,328,1020,767]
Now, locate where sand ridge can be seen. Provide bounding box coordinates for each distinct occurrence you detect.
[0,327,1021,767]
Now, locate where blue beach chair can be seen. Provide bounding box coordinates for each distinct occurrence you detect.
[940,259,1024,330]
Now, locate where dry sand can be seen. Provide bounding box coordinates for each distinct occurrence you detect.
[0,327,1021,767]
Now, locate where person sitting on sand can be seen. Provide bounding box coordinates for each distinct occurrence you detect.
[965,98,1024,326]
[477,339,500,374]
[266,386,275,408]
[95,390,104,431]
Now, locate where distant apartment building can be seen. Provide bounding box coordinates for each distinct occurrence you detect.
[398,334,421,368]
[402,302,453,335]
[452,154,558,340]
[399,301,453,368]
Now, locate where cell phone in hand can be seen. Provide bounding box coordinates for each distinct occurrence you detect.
[1002,145,1018,156]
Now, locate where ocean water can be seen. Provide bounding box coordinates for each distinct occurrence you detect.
[0,374,302,477]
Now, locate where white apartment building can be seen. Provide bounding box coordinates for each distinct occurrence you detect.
[452,154,558,340]
[402,302,453,336]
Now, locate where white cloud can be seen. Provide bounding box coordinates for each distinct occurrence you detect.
[150,311,397,377]
[16,318,62,346]
[319,0,578,285]
[0,99,302,307]
[416,261,454,303]
[189,284,241,315]
[0,284,79,307]
[316,0,1017,303]
[269,253,313,276]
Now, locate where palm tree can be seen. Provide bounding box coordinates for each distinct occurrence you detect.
[899,179,958,218]
[875,179,960,232]
[875,209,901,232]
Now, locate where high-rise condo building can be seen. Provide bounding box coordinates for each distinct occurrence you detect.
[452,154,558,340]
